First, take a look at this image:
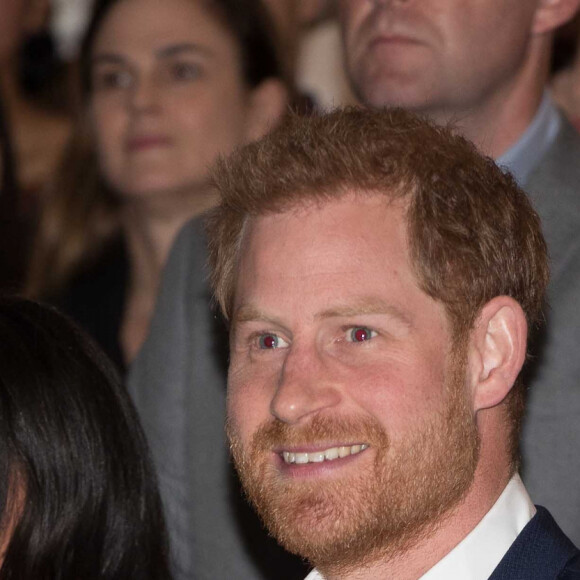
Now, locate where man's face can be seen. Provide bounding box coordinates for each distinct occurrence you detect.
[227,194,479,572]
[339,0,538,117]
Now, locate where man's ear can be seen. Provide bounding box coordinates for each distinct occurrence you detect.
[244,79,289,143]
[533,0,580,35]
[467,296,528,412]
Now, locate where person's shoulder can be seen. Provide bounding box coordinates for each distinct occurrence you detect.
[527,113,580,194]
[558,551,580,579]
[490,506,580,579]
[173,214,208,256]
[161,214,211,290]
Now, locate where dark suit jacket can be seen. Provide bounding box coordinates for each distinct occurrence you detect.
[490,507,580,579]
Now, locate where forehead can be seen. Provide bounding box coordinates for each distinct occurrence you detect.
[92,0,232,54]
[234,194,435,320]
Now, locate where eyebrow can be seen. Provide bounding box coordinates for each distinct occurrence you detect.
[91,43,214,67]
[315,299,413,326]
[156,42,214,59]
[233,305,285,328]
[232,299,413,328]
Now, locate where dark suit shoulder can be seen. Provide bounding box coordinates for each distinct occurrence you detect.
[558,551,580,579]
[490,506,579,579]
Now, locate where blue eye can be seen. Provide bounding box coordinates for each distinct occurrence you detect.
[258,334,289,349]
[347,327,376,343]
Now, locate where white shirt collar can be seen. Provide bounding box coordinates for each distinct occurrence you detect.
[304,474,535,580]
[420,474,535,580]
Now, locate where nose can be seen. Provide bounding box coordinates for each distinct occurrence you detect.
[270,345,342,425]
[128,76,161,114]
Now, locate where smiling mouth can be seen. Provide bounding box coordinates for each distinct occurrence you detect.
[282,444,369,465]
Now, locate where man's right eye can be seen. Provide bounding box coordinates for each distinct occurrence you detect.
[258,334,289,349]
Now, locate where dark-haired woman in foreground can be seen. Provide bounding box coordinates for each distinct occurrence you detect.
[0,297,171,579]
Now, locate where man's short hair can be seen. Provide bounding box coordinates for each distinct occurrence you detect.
[207,107,549,461]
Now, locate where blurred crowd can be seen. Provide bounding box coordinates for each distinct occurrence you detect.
[0,0,579,578]
[6,0,578,370]
[0,0,355,369]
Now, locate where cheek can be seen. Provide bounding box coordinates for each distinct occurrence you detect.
[190,115,244,152]
[227,363,275,442]
[340,0,366,28]
[175,81,250,143]
[348,347,449,433]
[90,100,125,171]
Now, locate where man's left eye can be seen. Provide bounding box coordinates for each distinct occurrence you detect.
[258,334,289,349]
[346,327,377,343]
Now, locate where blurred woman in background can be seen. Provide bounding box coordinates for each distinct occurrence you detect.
[26,0,288,370]
[0,297,170,578]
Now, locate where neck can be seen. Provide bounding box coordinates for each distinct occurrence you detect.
[423,36,551,159]
[122,185,217,287]
[119,186,217,362]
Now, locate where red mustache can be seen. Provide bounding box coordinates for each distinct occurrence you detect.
[234,414,390,454]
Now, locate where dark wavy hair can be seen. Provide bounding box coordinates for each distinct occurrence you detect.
[0,297,171,579]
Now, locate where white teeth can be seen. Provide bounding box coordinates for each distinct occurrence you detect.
[295,453,309,464]
[281,444,368,464]
[325,447,339,460]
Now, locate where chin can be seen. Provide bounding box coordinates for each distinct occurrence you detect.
[118,177,203,201]
[353,67,441,112]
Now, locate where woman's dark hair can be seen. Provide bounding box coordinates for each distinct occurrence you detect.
[0,297,171,579]
[80,0,286,94]
[26,0,287,299]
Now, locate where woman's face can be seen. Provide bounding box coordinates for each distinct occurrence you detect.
[89,0,262,199]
